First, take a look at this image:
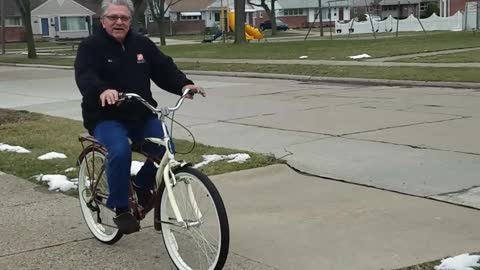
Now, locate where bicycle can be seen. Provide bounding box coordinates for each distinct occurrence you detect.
[76,90,230,270]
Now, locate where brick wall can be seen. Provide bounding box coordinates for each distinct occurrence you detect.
[254,12,309,29]
[277,16,308,29]
[0,27,26,42]
[450,0,467,15]
[147,20,205,35]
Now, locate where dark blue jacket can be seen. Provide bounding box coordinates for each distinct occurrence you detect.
[74,29,193,133]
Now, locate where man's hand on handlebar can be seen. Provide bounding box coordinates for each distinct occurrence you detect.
[182,85,206,99]
[100,89,120,107]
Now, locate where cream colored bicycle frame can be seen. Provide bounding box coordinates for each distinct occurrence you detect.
[145,122,202,227]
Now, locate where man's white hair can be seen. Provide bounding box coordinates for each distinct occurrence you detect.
[101,0,134,16]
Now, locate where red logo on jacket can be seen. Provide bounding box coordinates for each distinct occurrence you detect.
[137,53,145,64]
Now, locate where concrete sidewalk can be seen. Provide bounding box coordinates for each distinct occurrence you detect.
[2,165,480,270]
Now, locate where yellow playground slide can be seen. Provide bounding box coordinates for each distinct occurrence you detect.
[227,11,264,41]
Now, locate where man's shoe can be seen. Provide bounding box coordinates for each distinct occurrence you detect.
[134,186,154,213]
[113,212,140,234]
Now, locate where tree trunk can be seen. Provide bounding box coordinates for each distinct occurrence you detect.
[271,0,277,36]
[234,0,246,44]
[158,6,166,45]
[15,0,36,58]
[132,0,146,33]
[253,0,277,36]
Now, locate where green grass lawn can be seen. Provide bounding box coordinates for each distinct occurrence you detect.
[5,31,479,61]
[396,49,480,63]
[159,31,480,60]
[0,109,278,191]
[176,62,480,82]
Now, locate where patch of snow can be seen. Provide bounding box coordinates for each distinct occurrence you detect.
[35,174,77,192]
[65,167,76,173]
[131,161,145,176]
[193,153,251,168]
[226,153,250,163]
[434,253,480,270]
[349,54,371,59]
[0,143,31,153]
[38,152,67,160]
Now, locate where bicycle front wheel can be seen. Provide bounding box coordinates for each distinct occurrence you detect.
[158,167,229,270]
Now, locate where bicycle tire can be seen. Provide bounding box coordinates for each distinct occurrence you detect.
[78,148,123,244]
[157,167,230,270]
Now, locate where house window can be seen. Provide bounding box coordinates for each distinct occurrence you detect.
[420,3,427,11]
[180,15,201,20]
[215,12,220,22]
[283,8,304,16]
[147,14,154,22]
[60,16,87,31]
[1,17,23,26]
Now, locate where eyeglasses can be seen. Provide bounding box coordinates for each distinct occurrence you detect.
[104,15,131,22]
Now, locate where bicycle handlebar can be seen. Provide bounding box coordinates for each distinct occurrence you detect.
[118,89,194,116]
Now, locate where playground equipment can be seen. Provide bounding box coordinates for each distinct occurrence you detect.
[227,11,264,41]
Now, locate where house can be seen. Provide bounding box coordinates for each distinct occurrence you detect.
[276,0,351,28]
[0,0,27,42]
[145,0,216,35]
[440,0,467,17]
[144,0,265,35]
[31,0,95,39]
[0,0,96,42]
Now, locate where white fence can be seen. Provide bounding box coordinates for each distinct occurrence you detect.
[335,12,464,35]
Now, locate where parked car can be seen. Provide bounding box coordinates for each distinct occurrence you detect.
[365,14,382,21]
[259,20,289,31]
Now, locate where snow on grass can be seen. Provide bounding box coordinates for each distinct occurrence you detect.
[38,152,67,160]
[131,161,144,176]
[434,253,480,270]
[0,143,31,153]
[349,53,371,59]
[34,174,77,192]
[65,167,76,173]
[193,153,250,168]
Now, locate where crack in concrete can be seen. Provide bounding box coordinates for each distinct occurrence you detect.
[284,163,480,211]
[436,185,480,197]
[6,197,65,208]
[0,237,93,258]
[340,115,469,136]
[219,120,337,137]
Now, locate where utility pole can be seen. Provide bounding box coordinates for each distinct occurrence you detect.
[1,0,6,55]
[318,0,324,36]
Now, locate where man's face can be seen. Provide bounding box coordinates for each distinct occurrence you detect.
[101,4,131,42]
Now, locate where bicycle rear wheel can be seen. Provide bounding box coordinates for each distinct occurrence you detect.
[158,167,229,270]
[78,148,123,244]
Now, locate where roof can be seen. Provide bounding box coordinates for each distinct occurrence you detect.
[278,0,352,8]
[278,0,424,8]
[169,0,216,12]
[74,0,103,16]
[206,0,264,11]
[4,0,47,16]
[5,0,99,17]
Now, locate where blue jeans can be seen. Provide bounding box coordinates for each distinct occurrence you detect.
[94,117,167,209]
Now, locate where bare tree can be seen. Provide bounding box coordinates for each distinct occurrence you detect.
[247,0,277,36]
[147,0,182,45]
[132,0,146,33]
[234,0,246,44]
[14,0,36,58]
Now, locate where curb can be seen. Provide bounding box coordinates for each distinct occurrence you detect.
[2,62,480,89]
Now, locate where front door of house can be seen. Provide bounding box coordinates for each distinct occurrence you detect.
[339,8,344,21]
[41,18,49,36]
